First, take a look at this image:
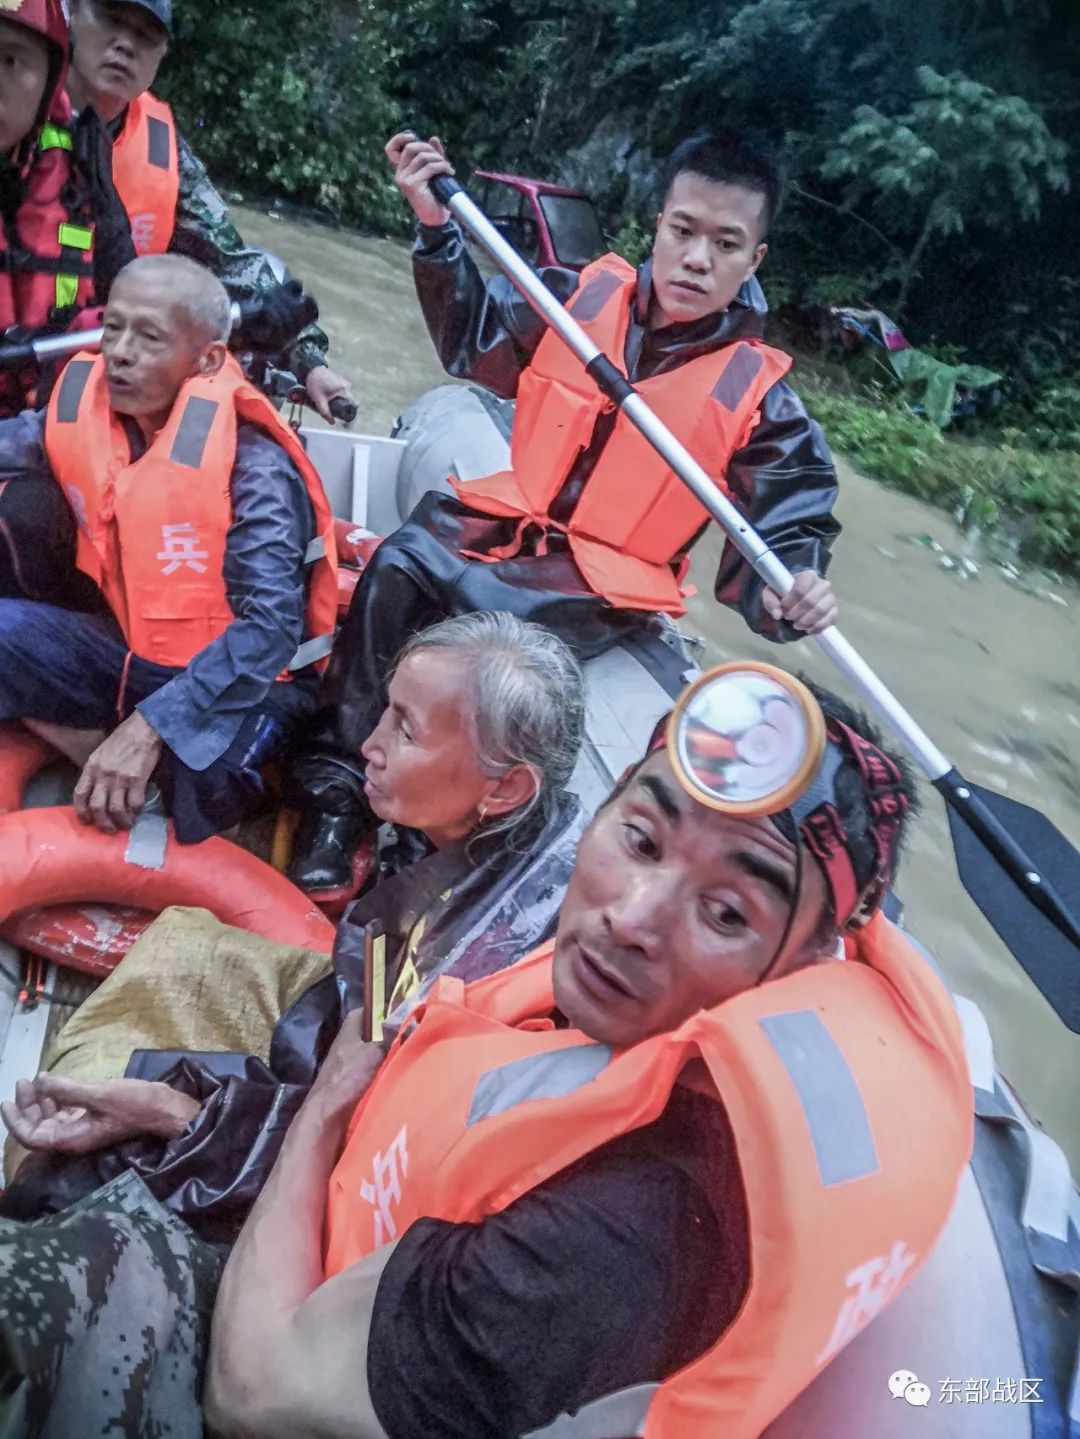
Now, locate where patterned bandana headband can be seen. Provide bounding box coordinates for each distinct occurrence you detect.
[645,709,909,928]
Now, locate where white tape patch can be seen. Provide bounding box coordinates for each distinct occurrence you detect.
[124,813,168,871]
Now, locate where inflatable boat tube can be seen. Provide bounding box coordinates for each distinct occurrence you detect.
[0,807,336,957]
[391,383,512,523]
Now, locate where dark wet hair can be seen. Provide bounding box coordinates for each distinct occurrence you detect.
[798,680,919,905]
[662,130,784,238]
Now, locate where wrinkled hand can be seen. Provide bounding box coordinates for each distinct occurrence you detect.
[762,571,837,634]
[305,365,356,424]
[306,1012,384,1120]
[233,280,320,355]
[1,1074,201,1156]
[73,710,162,834]
[385,131,453,227]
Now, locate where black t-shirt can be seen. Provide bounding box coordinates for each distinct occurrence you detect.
[367,1086,750,1438]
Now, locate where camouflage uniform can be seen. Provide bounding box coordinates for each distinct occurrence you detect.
[0,1171,223,1439]
[170,131,330,381]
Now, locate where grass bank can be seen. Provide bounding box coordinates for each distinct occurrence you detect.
[796,375,1079,579]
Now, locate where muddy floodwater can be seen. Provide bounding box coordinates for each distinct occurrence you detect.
[236,204,1080,1165]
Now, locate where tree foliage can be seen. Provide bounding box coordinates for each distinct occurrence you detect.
[822,67,1069,311]
[158,0,1079,400]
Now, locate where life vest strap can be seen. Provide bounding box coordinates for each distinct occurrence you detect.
[0,250,93,278]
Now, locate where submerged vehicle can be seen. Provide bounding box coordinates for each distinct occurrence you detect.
[471,170,606,271]
[0,383,1077,1436]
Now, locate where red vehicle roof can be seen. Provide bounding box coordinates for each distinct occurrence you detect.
[474,169,591,200]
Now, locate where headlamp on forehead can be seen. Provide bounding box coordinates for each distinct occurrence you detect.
[657,664,909,928]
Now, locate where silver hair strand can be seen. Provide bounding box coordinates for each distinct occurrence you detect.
[397,611,585,847]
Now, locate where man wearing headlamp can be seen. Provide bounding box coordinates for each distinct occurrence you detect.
[1,675,972,1439]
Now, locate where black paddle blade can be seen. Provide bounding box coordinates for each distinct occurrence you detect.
[944,781,1080,1032]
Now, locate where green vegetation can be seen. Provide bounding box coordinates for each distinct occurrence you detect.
[798,379,1080,576]
[159,0,1078,572]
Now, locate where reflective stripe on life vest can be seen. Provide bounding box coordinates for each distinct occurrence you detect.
[111,93,180,255]
[36,124,93,305]
[44,352,338,672]
[452,253,792,614]
[325,914,972,1438]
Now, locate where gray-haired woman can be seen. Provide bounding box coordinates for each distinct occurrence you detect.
[6,611,587,1234]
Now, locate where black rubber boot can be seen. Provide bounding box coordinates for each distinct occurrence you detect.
[288,810,372,894]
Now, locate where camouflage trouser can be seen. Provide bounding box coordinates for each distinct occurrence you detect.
[0,1171,225,1439]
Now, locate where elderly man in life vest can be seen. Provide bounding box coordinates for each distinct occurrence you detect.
[63,0,356,422]
[0,252,337,841]
[0,680,972,1439]
[286,129,845,894]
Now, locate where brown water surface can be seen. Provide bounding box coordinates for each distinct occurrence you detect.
[236,204,1080,1167]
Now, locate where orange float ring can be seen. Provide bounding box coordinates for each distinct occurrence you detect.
[0,723,57,815]
[0,904,153,979]
[337,565,361,616]
[333,517,382,570]
[0,727,152,974]
[0,807,337,976]
[334,518,382,616]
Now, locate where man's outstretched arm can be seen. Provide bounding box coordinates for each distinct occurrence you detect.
[206,1017,389,1439]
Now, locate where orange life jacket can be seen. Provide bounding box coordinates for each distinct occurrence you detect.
[111,93,179,256]
[44,351,338,671]
[326,913,972,1439]
[0,105,96,418]
[452,253,792,615]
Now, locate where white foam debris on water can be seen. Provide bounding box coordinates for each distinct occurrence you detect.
[938,554,956,570]
[1020,706,1039,723]
[875,546,898,560]
[970,741,1016,768]
[960,558,980,577]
